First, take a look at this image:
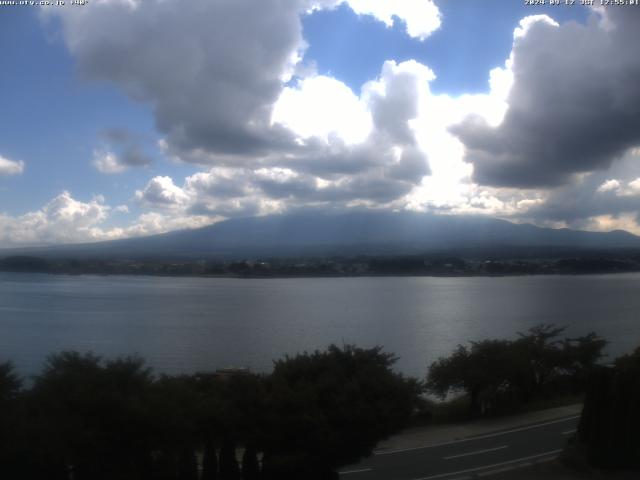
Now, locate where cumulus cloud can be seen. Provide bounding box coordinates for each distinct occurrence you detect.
[39,1,640,240]
[93,128,152,174]
[37,1,444,227]
[597,179,621,194]
[510,148,640,234]
[0,191,215,247]
[311,0,441,40]
[0,191,111,245]
[272,60,431,200]
[452,8,640,188]
[46,0,308,161]
[0,155,25,176]
[272,75,372,145]
[47,0,439,164]
[93,150,127,174]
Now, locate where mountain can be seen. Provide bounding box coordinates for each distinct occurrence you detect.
[4,211,640,260]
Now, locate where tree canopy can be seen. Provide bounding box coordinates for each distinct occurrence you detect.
[427,324,607,414]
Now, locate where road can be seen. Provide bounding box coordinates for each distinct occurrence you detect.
[339,415,580,480]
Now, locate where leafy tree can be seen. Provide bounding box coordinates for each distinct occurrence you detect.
[0,361,23,476]
[427,340,520,414]
[218,439,240,480]
[27,352,156,480]
[241,445,260,480]
[201,441,218,480]
[0,361,21,404]
[148,375,201,479]
[514,324,567,394]
[427,324,607,415]
[577,347,640,469]
[263,344,422,478]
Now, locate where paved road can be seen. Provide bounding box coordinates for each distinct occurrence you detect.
[339,415,580,480]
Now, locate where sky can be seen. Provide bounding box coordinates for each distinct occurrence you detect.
[1,0,640,246]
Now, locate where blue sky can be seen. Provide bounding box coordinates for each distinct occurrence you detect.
[1,1,639,245]
[303,1,588,95]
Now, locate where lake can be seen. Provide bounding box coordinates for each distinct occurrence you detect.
[1,272,640,378]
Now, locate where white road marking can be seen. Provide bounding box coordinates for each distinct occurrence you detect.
[444,445,508,460]
[376,415,580,456]
[411,449,563,480]
[339,468,373,475]
[561,429,577,435]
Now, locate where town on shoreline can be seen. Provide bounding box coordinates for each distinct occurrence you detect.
[3,253,640,278]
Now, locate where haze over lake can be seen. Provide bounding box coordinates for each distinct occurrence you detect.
[1,272,639,378]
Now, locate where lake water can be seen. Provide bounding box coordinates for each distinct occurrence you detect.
[1,272,640,378]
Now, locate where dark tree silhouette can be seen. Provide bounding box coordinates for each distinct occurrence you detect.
[575,347,640,469]
[241,445,260,480]
[27,352,156,480]
[427,324,607,415]
[201,441,218,479]
[0,361,23,477]
[263,344,422,478]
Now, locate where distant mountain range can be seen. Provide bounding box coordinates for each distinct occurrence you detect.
[4,211,640,260]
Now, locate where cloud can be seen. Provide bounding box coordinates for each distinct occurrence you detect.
[0,155,25,176]
[41,1,443,222]
[48,0,440,165]
[0,191,111,245]
[93,128,152,174]
[135,176,191,208]
[511,150,640,233]
[452,9,640,188]
[272,75,372,145]
[0,191,215,247]
[597,179,621,194]
[93,150,127,174]
[311,0,441,40]
[44,1,640,239]
[47,0,307,161]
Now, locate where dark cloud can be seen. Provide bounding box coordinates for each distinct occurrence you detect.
[369,68,420,145]
[452,8,640,188]
[53,0,306,159]
[521,153,640,227]
[121,145,152,167]
[100,128,134,144]
[95,128,152,172]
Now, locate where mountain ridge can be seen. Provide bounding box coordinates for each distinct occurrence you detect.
[3,211,640,260]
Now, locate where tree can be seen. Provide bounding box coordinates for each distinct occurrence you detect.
[241,445,260,480]
[28,352,156,480]
[427,340,520,414]
[263,345,422,478]
[0,361,21,404]
[0,361,23,477]
[427,325,607,415]
[576,347,640,469]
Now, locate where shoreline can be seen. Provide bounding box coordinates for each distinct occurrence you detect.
[2,269,640,280]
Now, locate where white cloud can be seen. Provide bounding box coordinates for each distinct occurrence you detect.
[582,213,640,235]
[0,191,216,247]
[595,177,640,197]
[627,178,640,194]
[47,0,440,167]
[93,150,127,174]
[452,9,640,188]
[272,75,372,144]
[0,155,25,176]
[597,179,621,193]
[0,192,110,245]
[135,176,191,208]
[94,128,153,173]
[114,212,217,238]
[36,1,640,241]
[311,0,441,40]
